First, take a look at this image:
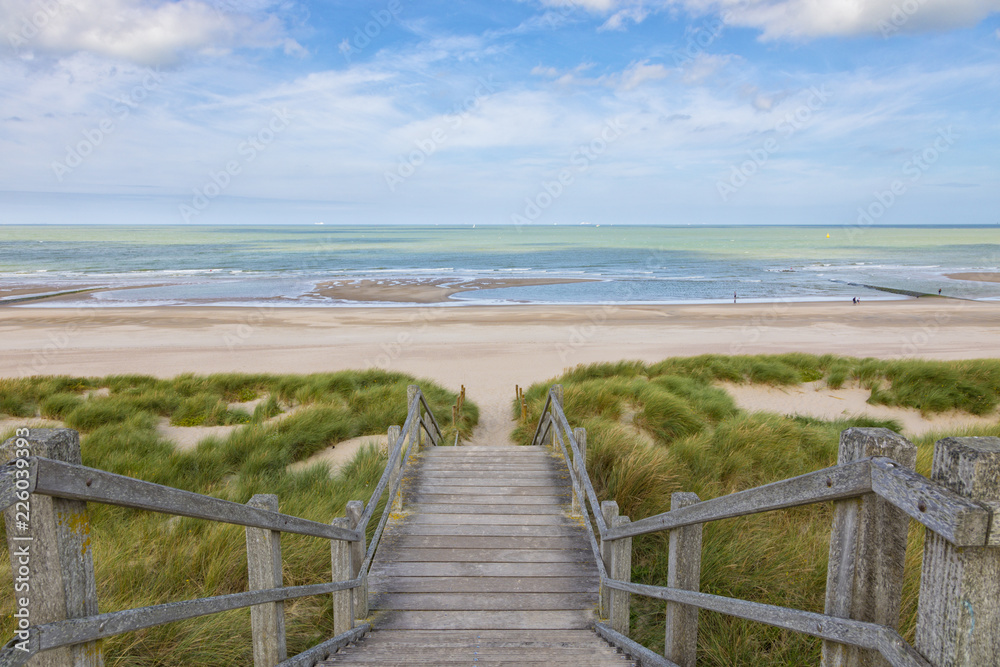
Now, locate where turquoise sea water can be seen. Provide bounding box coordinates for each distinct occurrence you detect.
[2,225,999,306]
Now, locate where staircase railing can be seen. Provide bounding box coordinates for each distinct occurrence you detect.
[0,384,443,667]
[531,384,1000,667]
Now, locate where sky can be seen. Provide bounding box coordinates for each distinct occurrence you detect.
[1,0,999,226]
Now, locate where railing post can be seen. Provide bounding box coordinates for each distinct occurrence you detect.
[345,500,367,620]
[547,384,563,449]
[1,428,102,667]
[611,514,632,635]
[387,425,402,512]
[600,500,618,619]
[665,492,702,667]
[246,494,286,666]
[821,428,916,667]
[331,517,354,635]
[571,428,587,517]
[916,437,1000,666]
[407,385,420,455]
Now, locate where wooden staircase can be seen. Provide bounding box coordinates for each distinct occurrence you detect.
[320,445,635,665]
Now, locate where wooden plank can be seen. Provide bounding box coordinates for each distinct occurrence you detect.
[407,494,567,505]
[369,561,598,578]
[348,629,610,641]
[371,547,592,563]
[409,504,570,515]
[276,623,370,667]
[372,577,598,594]
[607,580,931,667]
[383,535,584,550]
[31,457,360,541]
[414,485,568,496]
[370,592,598,610]
[870,456,993,547]
[391,523,580,537]
[418,471,565,480]
[375,610,596,630]
[596,622,679,667]
[605,459,873,541]
[16,579,360,656]
[417,475,565,486]
[406,512,574,526]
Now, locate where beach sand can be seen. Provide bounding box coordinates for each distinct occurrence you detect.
[2,299,998,446]
[309,277,599,304]
[947,272,1000,284]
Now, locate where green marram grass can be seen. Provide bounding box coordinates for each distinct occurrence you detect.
[0,370,476,666]
[512,354,1000,666]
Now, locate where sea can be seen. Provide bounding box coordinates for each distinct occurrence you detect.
[2,225,999,307]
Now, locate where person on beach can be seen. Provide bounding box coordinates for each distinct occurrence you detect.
[733,291,737,303]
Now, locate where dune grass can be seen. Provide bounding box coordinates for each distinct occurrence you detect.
[513,354,1000,666]
[0,370,474,666]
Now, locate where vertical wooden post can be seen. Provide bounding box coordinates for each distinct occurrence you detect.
[600,500,618,620]
[916,437,1000,666]
[387,425,402,512]
[571,428,587,517]
[665,492,702,667]
[246,494,286,666]
[407,385,420,455]
[821,428,916,667]
[331,517,354,635]
[548,385,563,449]
[2,429,102,667]
[345,500,367,620]
[611,515,632,635]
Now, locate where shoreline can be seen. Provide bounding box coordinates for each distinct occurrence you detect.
[4,299,998,448]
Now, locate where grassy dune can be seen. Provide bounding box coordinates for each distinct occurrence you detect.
[0,371,475,666]
[513,354,1000,666]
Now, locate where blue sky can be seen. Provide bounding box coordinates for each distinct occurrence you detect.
[1,0,999,226]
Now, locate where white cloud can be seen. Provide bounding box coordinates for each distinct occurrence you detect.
[618,60,668,90]
[679,0,1000,40]
[1,0,297,65]
[599,7,649,30]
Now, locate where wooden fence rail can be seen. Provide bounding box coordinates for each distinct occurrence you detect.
[531,384,1000,667]
[0,385,443,667]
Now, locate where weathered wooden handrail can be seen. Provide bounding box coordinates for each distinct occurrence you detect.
[531,384,1000,667]
[0,457,361,542]
[1,384,444,667]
